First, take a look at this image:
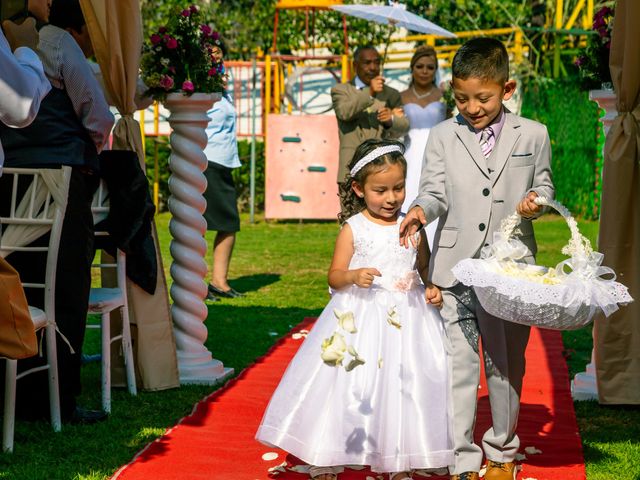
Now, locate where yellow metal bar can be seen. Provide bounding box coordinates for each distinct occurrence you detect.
[565,0,586,30]
[280,62,286,112]
[287,62,293,114]
[425,35,435,47]
[584,0,594,30]
[341,54,348,83]
[139,109,146,151]
[153,102,159,135]
[153,141,159,211]
[265,54,272,115]
[555,0,563,28]
[274,59,281,112]
[514,29,523,64]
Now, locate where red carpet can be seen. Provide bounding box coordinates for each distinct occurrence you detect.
[112,320,585,480]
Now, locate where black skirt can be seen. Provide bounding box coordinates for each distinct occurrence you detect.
[203,162,240,233]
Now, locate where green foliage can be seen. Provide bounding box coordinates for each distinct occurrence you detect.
[143,137,264,214]
[521,76,602,220]
[140,0,533,59]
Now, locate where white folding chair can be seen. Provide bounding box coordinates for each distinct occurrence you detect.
[87,181,136,414]
[0,166,71,453]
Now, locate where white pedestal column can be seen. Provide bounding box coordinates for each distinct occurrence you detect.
[571,89,617,401]
[165,92,233,385]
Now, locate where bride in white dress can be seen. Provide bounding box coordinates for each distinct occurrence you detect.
[400,46,447,247]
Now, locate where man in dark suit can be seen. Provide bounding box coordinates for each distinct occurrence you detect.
[331,45,409,182]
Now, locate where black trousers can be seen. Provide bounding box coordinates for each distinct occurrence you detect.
[0,168,99,419]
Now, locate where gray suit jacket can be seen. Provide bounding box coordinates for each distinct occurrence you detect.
[412,110,554,287]
[331,81,409,181]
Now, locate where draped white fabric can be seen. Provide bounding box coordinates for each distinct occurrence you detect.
[0,168,69,257]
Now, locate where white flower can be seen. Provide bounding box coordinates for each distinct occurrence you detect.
[524,446,542,455]
[387,306,401,329]
[321,332,347,366]
[160,57,170,66]
[345,345,365,371]
[334,309,357,333]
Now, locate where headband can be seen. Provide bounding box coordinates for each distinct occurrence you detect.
[349,145,403,177]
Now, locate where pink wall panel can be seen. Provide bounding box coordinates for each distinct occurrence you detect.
[265,114,340,220]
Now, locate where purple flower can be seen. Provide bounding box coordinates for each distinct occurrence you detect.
[190,5,198,13]
[200,24,212,36]
[166,37,178,49]
[207,67,216,77]
[150,34,161,45]
[168,66,176,74]
[574,56,583,67]
[211,31,220,41]
[160,75,174,90]
[181,9,190,17]
[158,26,167,34]
[182,80,195,93]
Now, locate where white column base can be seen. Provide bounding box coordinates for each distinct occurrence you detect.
[177,351,234,385]
[571,350,598,401]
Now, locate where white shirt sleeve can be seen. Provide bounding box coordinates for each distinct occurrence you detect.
[0,31,51,129]
[57,32,114,152]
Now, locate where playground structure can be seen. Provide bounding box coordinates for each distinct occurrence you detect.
[138,0,598,219]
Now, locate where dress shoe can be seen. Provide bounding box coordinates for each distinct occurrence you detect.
[205,291,220,302]
[64,406,108,425]
[207,283,245,298]
[484,461,517,480]
[450,473,479,480]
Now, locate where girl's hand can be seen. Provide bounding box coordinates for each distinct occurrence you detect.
[352,268,381,288]
[425,283,443,308]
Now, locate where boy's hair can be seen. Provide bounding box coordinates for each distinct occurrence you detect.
[452,38,509,84]
[49,0,86,34]
[338,139,406,224]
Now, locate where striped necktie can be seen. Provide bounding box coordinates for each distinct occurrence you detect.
[480,126,495,158]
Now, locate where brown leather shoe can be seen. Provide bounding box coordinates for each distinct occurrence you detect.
[450,473,479,480]
[484,460,517,480]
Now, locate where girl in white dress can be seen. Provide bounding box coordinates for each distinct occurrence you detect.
[256,139,453,480]
[400,46,447,248]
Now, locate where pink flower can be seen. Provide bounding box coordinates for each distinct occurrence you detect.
[200,24,212,36]
[181,9,191,17]
[158,26,167,34]
[182,80,195,93]
[207,68,216,77]
[190,5,198,13]
[166,37,178,49]
[168,66,176,74]
[160,75,174,90]
[150,34,161,45]
[211,31,220,41]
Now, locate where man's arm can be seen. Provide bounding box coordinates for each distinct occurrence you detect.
[0,30,51,129]
[383,89,409,138]
[331,83,374,122]
[59,32,114,152]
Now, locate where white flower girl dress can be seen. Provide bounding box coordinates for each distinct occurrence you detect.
[256,212,453,473]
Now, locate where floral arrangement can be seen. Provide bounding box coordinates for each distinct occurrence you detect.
[141,5,225,100]
[575,5,615,90]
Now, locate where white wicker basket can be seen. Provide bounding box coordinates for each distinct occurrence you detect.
[452,197,633,330]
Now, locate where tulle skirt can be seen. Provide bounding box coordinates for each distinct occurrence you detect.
[256,285,454,473]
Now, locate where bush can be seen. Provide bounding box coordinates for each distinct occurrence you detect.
[521,77,602,220]
[143,136,264,213]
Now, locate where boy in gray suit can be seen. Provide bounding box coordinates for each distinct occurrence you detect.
[400,38,554,480]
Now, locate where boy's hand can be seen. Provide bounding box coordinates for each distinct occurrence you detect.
[425,283,443,308]
[351,268,381,288]
[399,206,427,248]
[517,191,541,219]
[377,106,393,127]
[2,18,39,52]
[369,76,385,96]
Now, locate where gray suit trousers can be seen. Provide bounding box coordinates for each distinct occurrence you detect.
[441,283,530,474]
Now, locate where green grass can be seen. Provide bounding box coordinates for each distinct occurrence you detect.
[0,213,637,479]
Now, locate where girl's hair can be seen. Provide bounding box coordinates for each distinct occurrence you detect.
[409,45,438,86]
[338,139,406,224]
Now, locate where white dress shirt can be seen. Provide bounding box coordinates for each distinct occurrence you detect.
[0,30,51,170]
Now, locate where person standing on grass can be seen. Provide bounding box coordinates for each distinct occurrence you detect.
[400,38,554,480]
[202,36,244,301]
[257,139,453,480]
